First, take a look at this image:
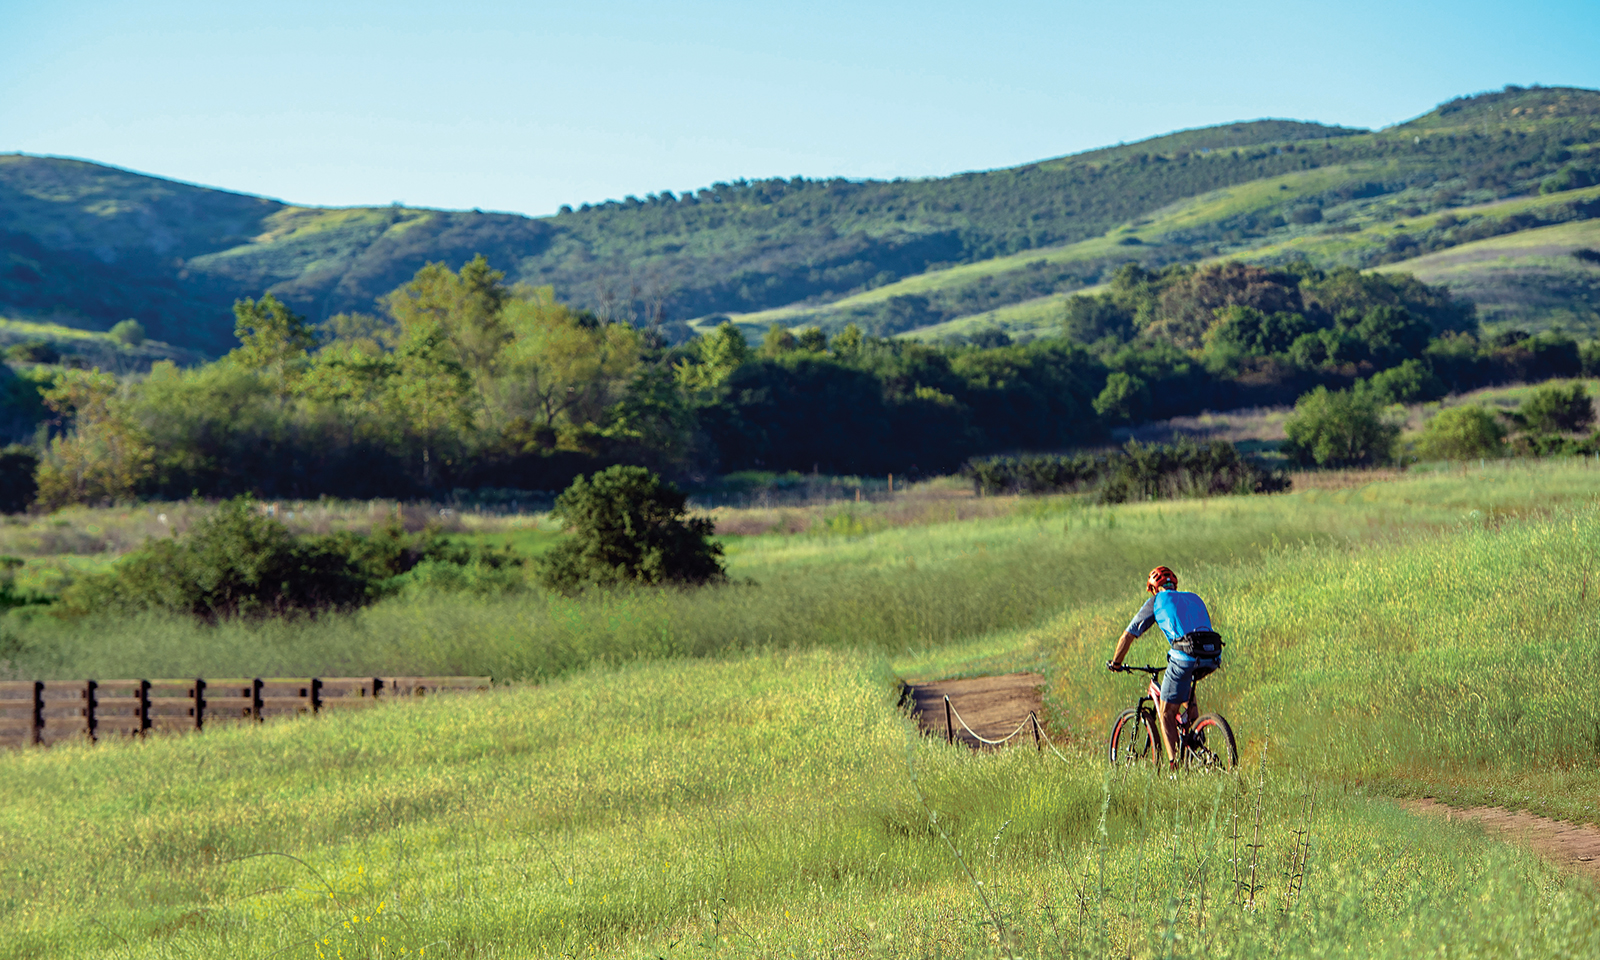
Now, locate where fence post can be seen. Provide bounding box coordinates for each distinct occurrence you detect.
[1031,712,1041,752]
[30,680,42,746]
[194,678,207,730]
[252,678,264,722]
[85,679,98,742]
[944,695,954,745]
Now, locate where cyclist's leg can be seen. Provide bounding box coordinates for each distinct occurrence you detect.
[1158,699,1183,764]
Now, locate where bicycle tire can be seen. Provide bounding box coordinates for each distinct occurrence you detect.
[1109,707,1158,766]
[1184,714,1238,770]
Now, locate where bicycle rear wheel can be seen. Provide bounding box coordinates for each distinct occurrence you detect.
[1109,707,1158,766]
[1184,714,1237,770]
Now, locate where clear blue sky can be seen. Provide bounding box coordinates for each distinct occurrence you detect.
[4,0,1597,217]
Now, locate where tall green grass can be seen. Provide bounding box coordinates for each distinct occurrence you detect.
[1041,488,1600,819]
[2,649,1594,958]
[5,461,1600,957]
[10,459,1600,683]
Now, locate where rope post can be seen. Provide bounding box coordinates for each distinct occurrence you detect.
[1031,712,1041,752]
[944,695,954,745]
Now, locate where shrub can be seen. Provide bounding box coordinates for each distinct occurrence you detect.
[61,498,520,621]
[109,319,146,347]
[1092,372,1152,423]
[1415,406,1506,461]
[1360,359,1446,405]
[1099,439,1289,502]
[537,466,725,594]
[1516,381,1594,434]
[1282,386,1399,468]
[963,440,1287,501]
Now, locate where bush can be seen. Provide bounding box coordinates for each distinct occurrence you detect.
[537,466,726,594]
[61,498,520,621]
[1516,381,1594,434]
[1360,359,1446,405]
[1282,386,1399,468]
[1099,439,1290,502]
[1415,406,1506,461]
[1092,372,1152,423]
[963,440,1288,502]
[109,319,146,347]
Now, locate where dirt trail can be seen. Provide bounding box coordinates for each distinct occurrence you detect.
[1405,799,1600,882]
[903,673,1047,750]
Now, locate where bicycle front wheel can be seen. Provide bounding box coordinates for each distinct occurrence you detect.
[1109,707,1158,766]
[1184,714,1238,770]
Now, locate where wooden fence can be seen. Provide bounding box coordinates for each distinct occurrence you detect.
[0,676,491,748]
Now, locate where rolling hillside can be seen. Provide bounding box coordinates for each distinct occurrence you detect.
[3,85,1599,355]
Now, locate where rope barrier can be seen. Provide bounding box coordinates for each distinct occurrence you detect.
[942,695,1039,747]
[934,692,1076,764]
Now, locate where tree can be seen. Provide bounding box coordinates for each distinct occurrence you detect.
[1093,372,1152,424]
[1415,406,1505,461]
[385,255,510,376]
[1282,386,1399,468]
[230,294,317,386]
[1516,381,1594,434]
[35,368,155,509]
[794,328,828,352]
[1359,359,1445,405]
[110,319,146,347]
[830,324,864,357]
[1204,305,1316,357]
[537,466,725,594]
[760,324,798,357]
[388,317,474,487]
[1061,293,1136,345]
[675,322,751,389]
[495,286,641,439]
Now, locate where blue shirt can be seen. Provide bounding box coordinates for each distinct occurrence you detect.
[1126,590,1214,664]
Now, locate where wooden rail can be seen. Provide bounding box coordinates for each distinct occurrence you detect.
[0,676,491,748]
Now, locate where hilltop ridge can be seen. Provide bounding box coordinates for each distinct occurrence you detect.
[4,85,1599,354]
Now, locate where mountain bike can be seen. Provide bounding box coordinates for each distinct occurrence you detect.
[1106,663,1237,769]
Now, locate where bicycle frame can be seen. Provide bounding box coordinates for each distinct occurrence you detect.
[1108,662,1236,770]
[1126,665,1191,726]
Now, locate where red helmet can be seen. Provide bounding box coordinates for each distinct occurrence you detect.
[1146,566,1177,593]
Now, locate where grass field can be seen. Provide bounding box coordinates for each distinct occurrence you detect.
[1377,219,1600,337]
[4,462,1600,957]
[704,177,1600,345]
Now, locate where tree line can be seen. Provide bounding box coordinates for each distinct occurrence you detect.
[2,252,1596,511]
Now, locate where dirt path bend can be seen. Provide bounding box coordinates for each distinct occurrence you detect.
[903,673,1048,750]
[1405,799,1600,882]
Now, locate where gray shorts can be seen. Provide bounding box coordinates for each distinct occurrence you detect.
[1161,656,1219,704]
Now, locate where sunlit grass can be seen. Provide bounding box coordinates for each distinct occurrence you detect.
[4,461,1600,956]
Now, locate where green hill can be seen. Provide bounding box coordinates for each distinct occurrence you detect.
[3,85,1599,354]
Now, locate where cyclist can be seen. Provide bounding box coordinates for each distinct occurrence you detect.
[1106,565,1224,767]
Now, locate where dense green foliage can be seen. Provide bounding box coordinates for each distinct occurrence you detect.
[1282,386,1400,467]
[1415,405,1507,460]
[537,466,724,594]
[964,439,1288,501]
[6,250,1594,506]
[59,498,519,621]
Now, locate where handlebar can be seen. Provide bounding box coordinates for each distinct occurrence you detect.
[1106,661,1165,675]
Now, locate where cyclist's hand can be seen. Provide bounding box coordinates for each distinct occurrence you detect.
[1105,660,1124,672]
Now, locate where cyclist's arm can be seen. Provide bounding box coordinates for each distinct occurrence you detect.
[1109,630,1137,669]
[1110,596,1158,670]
